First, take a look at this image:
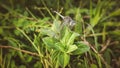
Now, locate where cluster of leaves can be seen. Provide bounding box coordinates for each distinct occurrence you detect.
[42,20,89,68]
[0,0,120,68]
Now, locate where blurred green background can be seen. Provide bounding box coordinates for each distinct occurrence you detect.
[0,0,120,68]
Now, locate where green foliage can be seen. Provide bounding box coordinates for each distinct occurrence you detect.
[72,42,90,55]
[0,0,120,68]
[42,21,89,67]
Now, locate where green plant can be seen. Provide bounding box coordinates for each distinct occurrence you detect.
[42,20,90,68]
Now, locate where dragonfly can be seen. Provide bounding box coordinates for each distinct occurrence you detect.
[53,11,76,29]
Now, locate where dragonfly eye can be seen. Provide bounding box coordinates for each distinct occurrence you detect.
[70,20,76,26]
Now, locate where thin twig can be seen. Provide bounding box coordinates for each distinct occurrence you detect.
[82,40,111,68]
[83,16,90,19]
[99,39,119,54]
[99,39,111,53]
[0,45,39,57]
[53,11,64,19]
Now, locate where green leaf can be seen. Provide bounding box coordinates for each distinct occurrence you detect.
[104,22,120,26]
[61,27,72,45]
[90,64,97,68]
[75,16,82,34]
[24,54,33,63]
[72,41,90,55]
[103,49,112,64]
[67,32,79,45]
[34,61,42,68]
[41,28,56,37]
[24,11,29,16]
[109,9,120,17]
[55,42,65,52]
[42,37,58,50]
[11,60,17,68]
[0,28,3,34]
[58,53,70,68]
[91,14,101,27]
[109,30,120,36]
[52,20,61,33]
[6,37,18,47]
[61,27,79,46]
[14,30,21,36]
[66,45,78,53]
[13,18,25,27]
